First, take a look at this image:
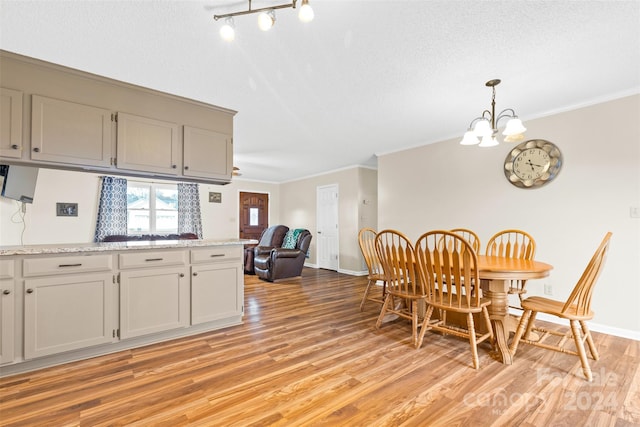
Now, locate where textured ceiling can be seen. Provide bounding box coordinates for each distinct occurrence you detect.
[1,0,639,183]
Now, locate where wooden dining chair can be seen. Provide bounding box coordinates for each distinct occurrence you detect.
[509,232,612,381]
[358,228,386,311]
[450,228,481,253]
[374,229,427,348]
[486,229,536,305]
[415,230,493,369]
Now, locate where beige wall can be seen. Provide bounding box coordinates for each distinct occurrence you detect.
[279,166,377,273]
[378,95,640,335]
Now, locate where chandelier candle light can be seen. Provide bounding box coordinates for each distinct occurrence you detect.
[215,0,314,41]
[460,79,526,147]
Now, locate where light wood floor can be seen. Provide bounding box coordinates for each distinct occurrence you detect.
[1,268,639,426]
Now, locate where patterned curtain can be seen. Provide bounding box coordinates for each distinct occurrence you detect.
[94,176,128,242]
[178,183,203,239]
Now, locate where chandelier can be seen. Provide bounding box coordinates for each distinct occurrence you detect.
[214,0,314,41]
[460,79,526,147]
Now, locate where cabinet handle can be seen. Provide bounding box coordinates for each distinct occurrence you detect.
[179,273,185,277]
[26,289,34,294]
[11,144,19,150]
[145,258,163,262]
[210,254,225,258]
[59,263,82,267]
[33,147,40,153]
[171,165,177,169]
[184,166,189,170]
[2,290,10,295]
[193,272,198,276]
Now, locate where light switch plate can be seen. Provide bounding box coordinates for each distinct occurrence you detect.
[56,203,78,216]
[209,192,222,203]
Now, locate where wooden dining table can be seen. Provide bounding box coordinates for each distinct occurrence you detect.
[477,255,553,365]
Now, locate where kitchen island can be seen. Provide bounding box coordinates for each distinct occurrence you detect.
[0,238,256,376]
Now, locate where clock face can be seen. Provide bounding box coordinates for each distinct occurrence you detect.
[504,139,562,189]
[513,148,550,180]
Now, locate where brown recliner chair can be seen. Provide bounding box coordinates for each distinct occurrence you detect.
[244,225,289,274]
[254,229,312,282]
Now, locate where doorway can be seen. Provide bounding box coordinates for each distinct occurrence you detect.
[239,192,269,241]
[316,184,339,271]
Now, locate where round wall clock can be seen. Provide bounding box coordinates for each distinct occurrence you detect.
[503,139,563,189]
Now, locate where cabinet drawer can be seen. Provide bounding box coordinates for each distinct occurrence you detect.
[119,250,187,269]
[190,246,242,264]
[0,259,14,279]
[23,255,113,277]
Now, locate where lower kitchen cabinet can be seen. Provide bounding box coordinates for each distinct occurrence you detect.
[0,242,247,375]
[0,260,15,364]
[191,261,243,325]
[24,273,115,360]
[119,267,190,339]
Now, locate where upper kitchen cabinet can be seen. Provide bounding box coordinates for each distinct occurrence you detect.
[31,95,113,167]
[116,112,180,175]
[183,126,232,181]
[0,88,23,159]
[0,50,236,184]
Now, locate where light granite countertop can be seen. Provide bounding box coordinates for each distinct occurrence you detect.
[0,239,258,256]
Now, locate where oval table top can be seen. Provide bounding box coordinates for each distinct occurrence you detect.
[477,255,553,281]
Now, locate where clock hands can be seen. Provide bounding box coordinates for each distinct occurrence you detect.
[526,159,543,169]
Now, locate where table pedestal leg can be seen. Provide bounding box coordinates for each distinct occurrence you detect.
[484,279,513,365]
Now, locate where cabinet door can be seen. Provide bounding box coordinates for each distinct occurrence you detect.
[191,262,243,325]
[24,273,115,359]
[0,88,23,159]
[116,112,180,175]
[31,95,113,167]
[183,126,232,180]
[0,278,14,364]
[0,257,15,364]
[119,267,189,339]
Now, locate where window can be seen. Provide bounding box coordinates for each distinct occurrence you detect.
[127,182,178,234]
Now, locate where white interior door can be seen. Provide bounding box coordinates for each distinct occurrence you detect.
[317,184,339,271]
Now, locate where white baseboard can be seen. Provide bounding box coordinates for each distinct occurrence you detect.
[338,268,367,276]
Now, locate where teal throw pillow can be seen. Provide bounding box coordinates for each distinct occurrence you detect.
[282,229,303,249]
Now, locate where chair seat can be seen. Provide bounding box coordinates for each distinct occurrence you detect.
[387,290,428,301]
[369,273,386,282]
[428,294,491,314]
[521,296,594,320]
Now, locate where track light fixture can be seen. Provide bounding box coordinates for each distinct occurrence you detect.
[219,17,235,41]
[460,79,527,147]
[214,0,313,40]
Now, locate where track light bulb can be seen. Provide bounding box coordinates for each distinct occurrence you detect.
[220,17,235,41]
[258,10,275,31]
[299,0,314,22]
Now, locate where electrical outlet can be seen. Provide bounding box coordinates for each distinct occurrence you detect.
[56,203,78,217]
[631,205,640,218]
[544,284,553,295]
